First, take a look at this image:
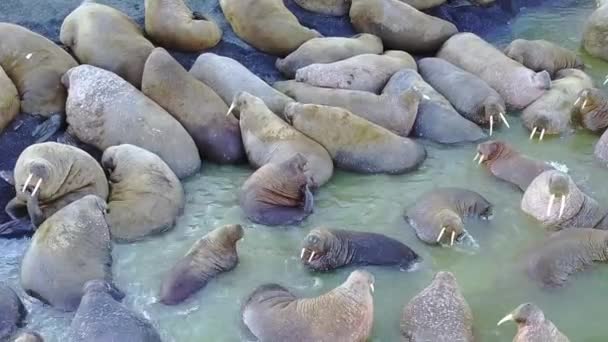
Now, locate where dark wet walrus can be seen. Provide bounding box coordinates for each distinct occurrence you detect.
[0,283,25,341]
[242,270,374,342]
[300,227,420,271]
[159,224,244,305]
[67,280,161,342]
[497,303,570,341]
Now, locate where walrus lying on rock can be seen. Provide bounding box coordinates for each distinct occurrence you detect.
[62,65,201,179]
[293,0,351,16]
[242,270,374,342]
[220,0,321,56]
[497,303,570,341]
[159,224,243,305]
[504,39,584,77]
[300,227,420,271]
[0,67,19,134]
[145,0,222,52]
[0,283,25,341]
[572,88,608,133]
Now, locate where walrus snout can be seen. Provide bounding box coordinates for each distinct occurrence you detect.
[533,70,552,90]
[474,140,502,165]
[529,115,551,141]
[300,230,329,264]
[545,172,570,219]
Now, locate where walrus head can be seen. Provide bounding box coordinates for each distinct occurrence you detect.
[82,279,125,302]
[545,172,570,219]
[300,228,336,267]
[342,270,375,296]
[208,224,245,247]
[528,116,551,142]
[20,159,54,199]
[226,91,256,119]
[434,209,464,247]
[497,303,546,327]
[474,140,512,167]
[573,88,608,133]
[480,100,509,136]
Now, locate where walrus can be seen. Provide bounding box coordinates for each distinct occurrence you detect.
[295,50,417,93]
[596,129,608,166]
[0,283,25,341]
[522,69,594,140]
[60,1,155,88]
[582,5,608,61]
[228,92,333,187]
[62,64,201,179]
[404,187,493,247]
[219,0,321,56]
[142,48,245,164]
[190,53,294,116]
[276,33,383,78]
[419,57,509,135]
[497,303,570,341]
[159,224,244,305]
[242,270,374,342]
[382,69,487,144]
[144,0,222,52]
[572,88,608,133]
[67,280,161,342]
[101,144,185,242]
[504,39,584,77]
[12,331,44,342]
[274,80,421,137]
[284,102,426,174]
[293,0,351,16]
[474,140,554,192]
[240,154,314,226]
[401,271,474,342]
[350,0,457,53]
[300,227,420,271]
[438,32,551,110]
[399,0,447,10]
[0,67,19,133]
[20,195,113,312]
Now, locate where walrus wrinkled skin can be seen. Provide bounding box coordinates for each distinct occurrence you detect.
[350,0,457,53]
[60,1,155,88]
[504,39,584,77]
[296,50,417,93]
[293,0,351,16]
[595,130,608,166]
[526,228,608,288]
[102,144,185,242]
[419,57,507,132]
[438,32,551,110]
[63,65,201,179]
[240,154,315,226]
[142,48,245,164]
[20,195,113,312]
[572,88,608,133]
[476,140,554,192]
[68,280,161,342]
[404,187,493,246]
[382,69,487,144]
[220,0,321,56]
[12,331,44,342]
[145,0,222,52]
[284,102,426,174]
[497,303,570,342]
[229,92,333,187]
[242,270,374,342]
[399,0,447,10]
[0,66,19,133]
[300,227,420,271]
[521,171,608,230]
[0,283,25,341]
[583,5,608,61]
[190,53,294,116]
[159,224,244,305]
[274,80,421,137]
[522,69,594,139]
[401,271,474,342]
[276,33,383,78]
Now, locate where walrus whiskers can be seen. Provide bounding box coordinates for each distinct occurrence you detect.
[546,194,555,217]
[31,178,42,197]
[558,196,566,219]
[450,231,455,246]
[436,227,446,242]
[22,173,33,192]
[499,112,510,128]
[529,127,537,140]
[489,115,494,136]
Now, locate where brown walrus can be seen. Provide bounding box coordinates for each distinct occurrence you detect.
[504,39,584,77]
[497,303,570,341]
[572,88,608,133]
[0,66,19,133]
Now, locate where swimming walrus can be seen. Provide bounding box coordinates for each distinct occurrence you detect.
[284,102,426,174]
[572,88,608,133]
[293,0,351,16]
[20,195,113,312]
[220,0,321,56]
[300,227,420,271]
[145,0,222,52]
[0,283,25,341]
[497,303,570,341]
[60,1,155,88]
[101,144,185,242]
[242,270,375,342]
[276,33,383,78]
[0,66,19,133]
[504,39,584,77]
[142,48,245,164]
[159,224,244,305]
[62,64,201,179]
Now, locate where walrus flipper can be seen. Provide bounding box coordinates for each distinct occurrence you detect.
[302,184,314,213]
[0,170,14,185]
[5,197,27,220]
[0,217,34,239]
[27,192,45,228]
[32,114,63,142]
[191,11,207,20]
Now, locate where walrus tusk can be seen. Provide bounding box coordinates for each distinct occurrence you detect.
[300,248,306,259]
[539,128,546,141]
[21,173,33,192]
[546,194,555,216]
[558,196,566,219]
[422,94,430,100]
[226,103,235,117]
[307,251,316,263]
[529,127,537,140]
[31,178,42,197]
[499,112,510,128]
[450,231,455,246]
[436,227,446,242]
[489,115,494,136]
[574,96,582,107]
[604,76,608,86]
[497,314,514,326]
[582,98,588,109]
[477,155,485,165]
[473,153,480,162]
[370,283,375,293]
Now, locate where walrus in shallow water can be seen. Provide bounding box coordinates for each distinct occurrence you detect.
[0,67,19,133]
[159,224,244,305]
[220,0,321,56]
[68,280,161,342]
[404,188,493,247]
[300,227,420,271]
[401,271,474,342]
[596,129,608,166]
[240,154,314,226]
[20,195,113,312]
[504,39,584,77]
[63,65,201,179]
[242,270,374,342]
[438,32,551,110]
[572,88,608,133]
[276,33,383,78]
[284,102,426,174]
[293,0,351,16]
[474,140,554,192]
[142,48,245,164]
[102,144,185,242]
[0,283,25,341]
[497,303,570,341]
[60,1,155,88]
[145,0,222,52]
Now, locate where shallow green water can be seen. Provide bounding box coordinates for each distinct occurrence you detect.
[3,2,608,342]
